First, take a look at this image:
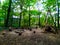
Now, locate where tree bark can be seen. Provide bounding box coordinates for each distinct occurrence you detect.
[28,0,31,28]
[39,14,40,27]
[19,5,22,28]
[57,0,59,28]
[5,0,12,27]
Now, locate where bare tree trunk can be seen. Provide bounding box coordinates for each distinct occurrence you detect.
[5,0,12,27]
[28,0,31,28]
[19,5,22,28]
[50,11,54,25]
[39,14,40,27]
[57,0,59,28]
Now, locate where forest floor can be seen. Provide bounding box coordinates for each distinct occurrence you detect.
[0,28,60,45]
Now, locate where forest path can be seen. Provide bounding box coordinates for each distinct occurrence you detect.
[0,28,60,45]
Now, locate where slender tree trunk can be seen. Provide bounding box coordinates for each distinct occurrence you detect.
[5,0,12,27]
[47,9,54,25]
[10,15,13,27]
[57,0,59,28]
[10,7,14,27]
[39,14,40,27]
[19,13,22,27]
[4,7,7,27]
[55,14,56,27]
[50,11,54,25]
[29,6,31,28]
[19,5,22,28]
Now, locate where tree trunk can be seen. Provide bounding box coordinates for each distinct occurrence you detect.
[50,11,54,25]
[3,6,7,27]
[57,1,59,28]
[39,14,40,27]
[5,0,12,27]
[19,5,22,28]
[29,6,31,28]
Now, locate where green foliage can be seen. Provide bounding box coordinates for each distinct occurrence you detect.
[30,10,41,15]
[0,0,60,28]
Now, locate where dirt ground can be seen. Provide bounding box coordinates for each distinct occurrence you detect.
[0,28,60,45]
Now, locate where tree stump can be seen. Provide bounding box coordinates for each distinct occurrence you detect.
[44,25,56,34]
[45,25,52,32]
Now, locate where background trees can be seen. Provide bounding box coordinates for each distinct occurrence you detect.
[0,0,60,29]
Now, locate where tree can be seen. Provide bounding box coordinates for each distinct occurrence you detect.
[57,0,60,28]
[5,0,12,27]
[18,0,37,28]
[42,0,56,26]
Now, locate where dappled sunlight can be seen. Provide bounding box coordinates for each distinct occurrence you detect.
[0,0,60,45]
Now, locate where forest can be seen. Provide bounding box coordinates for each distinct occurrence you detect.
[0,0,60,45]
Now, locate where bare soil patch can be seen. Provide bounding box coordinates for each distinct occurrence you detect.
[0,28,60,45]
